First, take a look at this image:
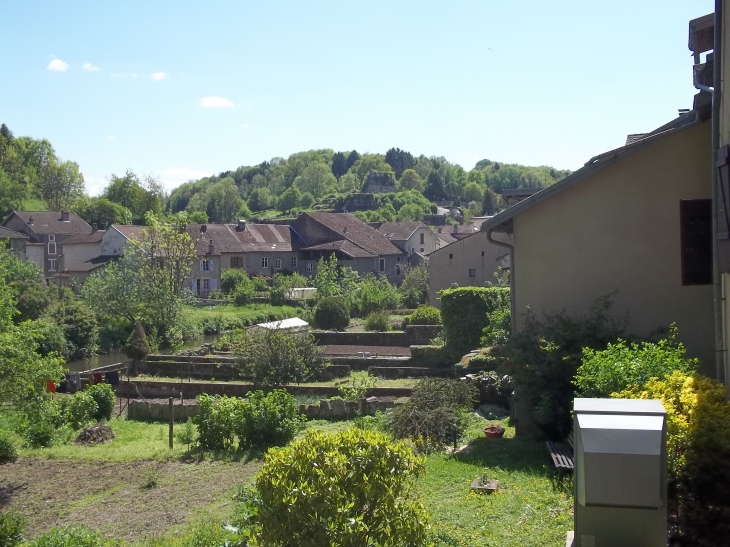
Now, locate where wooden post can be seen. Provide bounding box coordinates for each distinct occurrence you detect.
[168,397,174,449]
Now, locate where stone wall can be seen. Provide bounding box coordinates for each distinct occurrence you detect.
[128,399,201,421]
[140,358,351,381]
[115,380,413,400]
[312,325,441,347]
[367,366,453,379]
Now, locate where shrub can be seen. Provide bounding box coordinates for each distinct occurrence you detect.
[439,286,509,358]
[27,525,119,547]
[480,306,511,348]
[67,391,99,430]
[399,264,429,307]
[313,296,349,330]
[502,294,626,439]
[232,329,325,387]
[389,378,477,450]
[402,305,441,328]
[356,275,401,316]
[364,311,390,332]
[46,298,99,359]
[29,319,66,357]
[575,327,697,397]
[174,420,197,451]
[0,511,24,547]
[193,394,240,450]
[409,345,452,368]
[221,268,250,294]
[338,372,378,401]
[234,390,305,449]
[86,384,115,422]
[0,431,18,462]
[255,429,428,547]
[270,272,309,306]
[231,281,255,306]
[615,372,730,545]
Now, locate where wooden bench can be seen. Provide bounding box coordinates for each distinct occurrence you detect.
[546,431,574,472]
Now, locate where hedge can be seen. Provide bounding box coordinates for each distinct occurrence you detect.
[409,345,453,368]
[438,287,510,358]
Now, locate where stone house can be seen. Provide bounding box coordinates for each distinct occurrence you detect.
[0,226,29,261]
[290,212,406,281]
[1,211,92,283]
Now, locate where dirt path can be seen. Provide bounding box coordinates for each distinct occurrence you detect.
[0,458,260,543]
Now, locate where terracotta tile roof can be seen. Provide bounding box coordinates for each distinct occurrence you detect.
[6,211,91,235]
[0,226,28,239]
[292,213,403,257]
[63,230,105,244]
[376,222,425,242]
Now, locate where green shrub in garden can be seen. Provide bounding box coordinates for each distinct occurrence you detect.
[0,430,18,462]
[402,305,441,328]
[255,429,428,547]
[193,394,240,450]
[313,296,349,330]
[66,391,99,430]
[575,326,697,397]
[364,311,390,332]
[0,511,24,547]
[234,390,305,449]
[85,384,115,422]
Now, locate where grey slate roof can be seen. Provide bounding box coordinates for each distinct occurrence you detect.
[376,222,425,242]
[5,211,91,235]
[292,213,403,257]
[0,226,28,239]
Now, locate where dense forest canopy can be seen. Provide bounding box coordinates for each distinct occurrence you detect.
[0,122,572,224]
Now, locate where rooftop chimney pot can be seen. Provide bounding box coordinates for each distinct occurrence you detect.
[61,210,70,222]
[237,219,246,231]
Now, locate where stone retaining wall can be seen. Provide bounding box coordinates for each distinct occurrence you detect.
[312,325,441,348]
[139,360,351,381]
[128,399,201,421]
[115,380,413,400]
[367,366,453,379]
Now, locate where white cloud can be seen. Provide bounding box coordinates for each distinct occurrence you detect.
[82,62,100,72]
[159,167,214,190]
[151,72,167,81]
[47,59,69,72]
[105,135,114,141]
[200,96,235,108]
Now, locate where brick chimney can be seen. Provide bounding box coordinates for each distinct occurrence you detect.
[208,240,215,255]
[237,219,246,231]
[61,210,70,222]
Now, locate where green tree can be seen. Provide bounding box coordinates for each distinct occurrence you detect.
[312,254,340,298]
[463,181,485,203]
[331,151,348,179]
[398,169,424,192]
[482,186,504,215]
[247,188,274,211]
[396,203,424,222]
[277,186,301,214]
[294,163,337,199]
[206,177,243,223]
[385,147,415,179]
[38,160,85,211]
[347,154,392,185]
[400,263,430,306]
[338,172,361,194]
[72,196,132,225]
[298,192,315,208]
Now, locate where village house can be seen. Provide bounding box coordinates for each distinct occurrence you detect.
[482,111,714,377]
[290,212,406,281]
[372,221,441,265]
[1,211,93,283]
[0,226,30,262]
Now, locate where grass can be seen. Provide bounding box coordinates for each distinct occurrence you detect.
[128,373,417,389]
[186,303,300,321]
[0,408,572,546]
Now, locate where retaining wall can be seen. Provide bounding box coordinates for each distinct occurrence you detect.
[312,325,441,347]
[367,366,453,379]
[139,360,351,381]
[128,399,201,421]
[115,380,413,400]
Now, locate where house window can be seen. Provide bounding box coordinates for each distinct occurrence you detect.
[420,233,424,244]
[275,258,282,270]
[481,251,484,257]
[200,259,213,271]
[680,199,712,285]
[396,256,400,262]
[449,253,453,260]
[262,257,268,268]
[230,256,242,268]
[379,258,385,272]
[48,235,56,255]
[420,248,424,253]
[396,264,402,275]
[202,279,210,291]
[469,269,476,277]
[306,261,314,273]
[48,259,56,271]
[291,256,297,268]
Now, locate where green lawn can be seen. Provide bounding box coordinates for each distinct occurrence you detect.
[1,409,572,546]
[186,303,300,321]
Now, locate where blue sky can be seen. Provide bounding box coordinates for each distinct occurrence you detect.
[0,1,713,195]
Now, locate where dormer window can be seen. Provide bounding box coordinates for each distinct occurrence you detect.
[48,235,56,255]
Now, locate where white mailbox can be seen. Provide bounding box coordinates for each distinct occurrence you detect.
[574,398,667,547]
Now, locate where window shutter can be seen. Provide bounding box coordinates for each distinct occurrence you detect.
[209,260,214,272]
[192,279,196,291]
[210,279,217,290]
[717,144,730,240]
[199,260,204,271]
[680,199,712,285]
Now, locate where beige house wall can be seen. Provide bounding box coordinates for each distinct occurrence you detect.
[511,120,714,374]
[61,242,102,270]
[428,231,511,308]
[403,227,440,257]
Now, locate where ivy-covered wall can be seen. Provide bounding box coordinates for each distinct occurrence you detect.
[439,287,510,358]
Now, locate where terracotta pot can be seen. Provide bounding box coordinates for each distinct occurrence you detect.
[483,426,505,438]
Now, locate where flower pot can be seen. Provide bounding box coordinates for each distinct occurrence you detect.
[471,477,499,493]
[483,425,505,438]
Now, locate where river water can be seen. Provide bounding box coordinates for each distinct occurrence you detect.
[65,334,220,372]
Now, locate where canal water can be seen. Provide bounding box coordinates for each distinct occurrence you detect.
[65,334,220,372]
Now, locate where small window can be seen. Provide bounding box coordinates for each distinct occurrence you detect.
[262,257,268,268]
[48,241,56,255]
[291,256,297,268]
[201,260,212,271]
[449,253,453,260]
[420,233,424,244]
[275,258,282,270]
[306,261,314,273]
[203,278,210,291]
[420,248,424,253]
[230,256,242,268]
[396,264,402,275]
[48,259,56,271]
[469,269,476,277]
[680,199,712,285]
[379,258,385,272]
[396,256,400,262]
[481,251,484,257]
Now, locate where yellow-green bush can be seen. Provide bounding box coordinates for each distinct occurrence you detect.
[255,428,429,547]
[615,371,730,545]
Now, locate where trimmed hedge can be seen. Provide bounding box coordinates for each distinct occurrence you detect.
[439,287,509,358]
[409,345,453,368]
